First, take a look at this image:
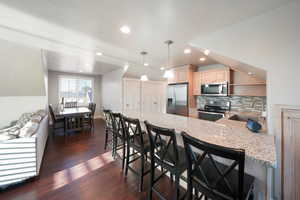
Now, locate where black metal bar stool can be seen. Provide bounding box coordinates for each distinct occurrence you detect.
[181,132,255,200]
[103,109,113,151]
[144,121,187,200]
[123,115,151,192]
[110,112,127,169]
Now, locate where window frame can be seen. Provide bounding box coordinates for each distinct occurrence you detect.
[58,75,94,107]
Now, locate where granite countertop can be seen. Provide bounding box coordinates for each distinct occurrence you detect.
[123,111,276,168]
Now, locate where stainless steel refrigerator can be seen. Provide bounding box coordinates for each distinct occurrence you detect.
[166,83,188,116]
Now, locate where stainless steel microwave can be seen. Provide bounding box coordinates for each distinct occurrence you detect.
[201,83,228,96]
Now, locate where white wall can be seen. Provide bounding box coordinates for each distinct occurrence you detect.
[48,70,102,116]
[101,69,124,113]
[192,1,300,130]
[0,39,47,128]
[0,39,45,96]
[0,96,47,128]
[191,1,300,198]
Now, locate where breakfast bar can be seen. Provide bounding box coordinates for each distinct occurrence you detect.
[123,111,276,200]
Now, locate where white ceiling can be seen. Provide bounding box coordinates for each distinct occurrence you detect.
[0,0,291,73]
[45,50,120,74]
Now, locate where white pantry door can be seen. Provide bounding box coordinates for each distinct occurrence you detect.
[123,79,141,112]
[141,81,166,113]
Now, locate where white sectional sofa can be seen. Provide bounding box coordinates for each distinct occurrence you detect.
[0,110,48,188]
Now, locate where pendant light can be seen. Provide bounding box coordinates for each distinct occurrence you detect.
[140,51,149,81]
[163,40,174,78]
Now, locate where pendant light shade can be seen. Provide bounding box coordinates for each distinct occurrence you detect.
[163,40,174,78]
[140,75,148,81]
[140,51,149,81]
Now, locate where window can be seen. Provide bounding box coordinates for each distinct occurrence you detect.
[58,76,94,106]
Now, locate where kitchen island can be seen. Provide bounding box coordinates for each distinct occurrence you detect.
[122,111,276,200]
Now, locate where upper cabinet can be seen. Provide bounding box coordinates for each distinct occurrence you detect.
[193,71,202,96]
[167,65,195,84]
[192,68,230,96]
[201,68,230,84]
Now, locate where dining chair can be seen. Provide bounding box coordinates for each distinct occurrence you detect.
[48,105,65,136]
[144,121,187,200]
[103,109,113,151]
[110,112,126,169]
[123,115,151,192]
[90,103,96,127]
[65,101,77,108]
[181,132,255,200]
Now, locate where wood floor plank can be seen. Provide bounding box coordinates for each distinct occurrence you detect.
[0,119,179,200]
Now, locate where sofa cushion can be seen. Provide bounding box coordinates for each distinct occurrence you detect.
[36,109,47,119]
[30,114,42,123]
[19,121,39,138]
[16,113,34,128]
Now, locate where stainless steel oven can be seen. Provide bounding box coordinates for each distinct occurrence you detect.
[201,83,228,96]
[197,111,224,122]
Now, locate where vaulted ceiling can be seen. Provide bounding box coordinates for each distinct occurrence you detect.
[0,0,292,74]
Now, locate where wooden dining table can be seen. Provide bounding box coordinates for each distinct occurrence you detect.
[55,107,92,134]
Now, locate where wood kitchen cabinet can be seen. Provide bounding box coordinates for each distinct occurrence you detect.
[192,71,201,95]
[167,65,195,84]
[192,68,230,95]
[201,68,230,84]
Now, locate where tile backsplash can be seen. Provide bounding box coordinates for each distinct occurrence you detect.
[196,96,266,113]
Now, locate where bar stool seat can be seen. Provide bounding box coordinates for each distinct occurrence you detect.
[129,133,151,153]
[193,157,255,200]
[181,132,255,200]
[145,121,187,200]
[155,145,187,174]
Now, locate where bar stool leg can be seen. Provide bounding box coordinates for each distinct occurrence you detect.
[139,153,145,192]
[149,158,155,200]
[174,174,180,200]
[122,140,126,170]
[104,129,108,150]
[125,144,130,176]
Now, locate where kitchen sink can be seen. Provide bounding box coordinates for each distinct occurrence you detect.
[228,114,259,122]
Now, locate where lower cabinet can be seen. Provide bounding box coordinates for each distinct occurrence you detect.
[123,79,167,113]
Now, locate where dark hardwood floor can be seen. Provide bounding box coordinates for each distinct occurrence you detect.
[0,119,182,200]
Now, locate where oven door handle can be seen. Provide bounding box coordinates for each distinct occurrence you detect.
[198,111,225,116]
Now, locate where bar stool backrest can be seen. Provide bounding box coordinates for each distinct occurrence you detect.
[145,121,179,168]
[103,109,113,129]
[181,132,246,200]
[122,116,144,149]
[111,113,125,139]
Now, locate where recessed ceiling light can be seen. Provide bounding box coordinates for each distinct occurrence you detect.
[96,52,103,56]
[204,49,210,55]
[200,57,206,61]
[184,48,191,54]
[120,25,131,34]
[160,67,165,70]
[79,70,83,73]
[124,64,129,71]
[144,63,149,66]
